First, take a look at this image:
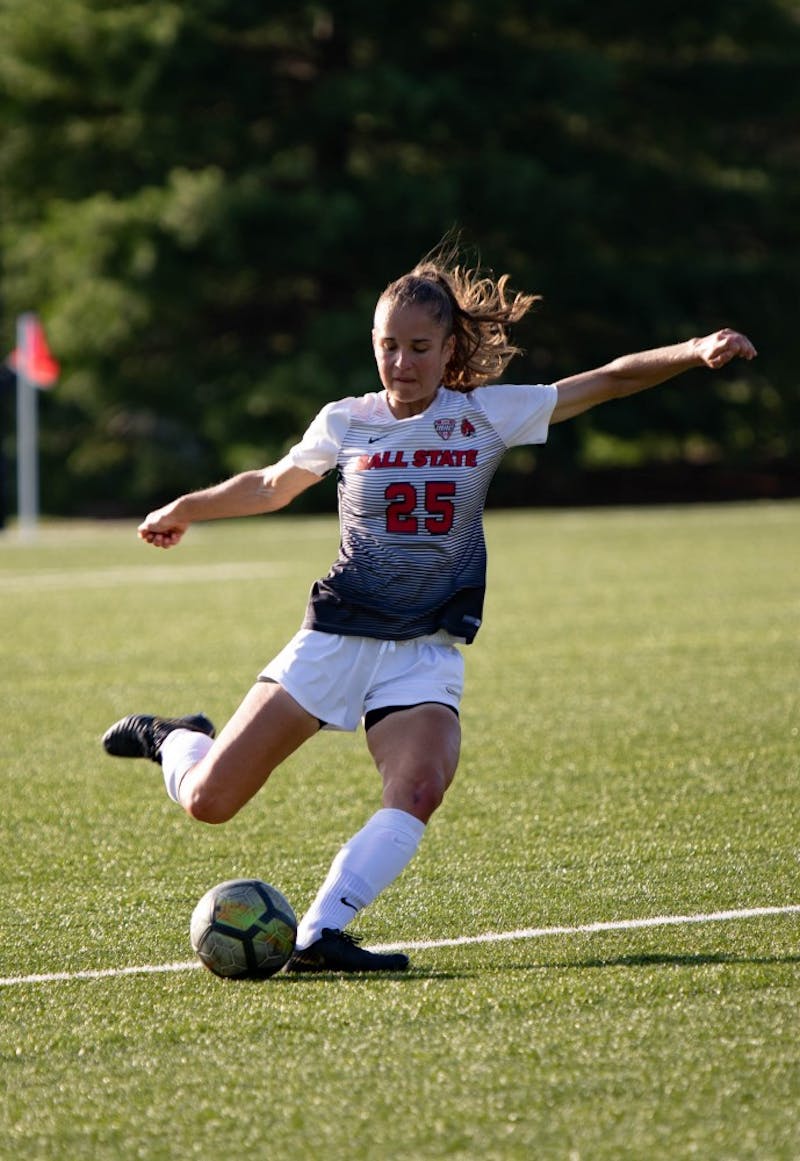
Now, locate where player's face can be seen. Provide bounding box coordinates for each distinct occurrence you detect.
[372,302,455,418]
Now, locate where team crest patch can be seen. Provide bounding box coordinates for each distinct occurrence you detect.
[434,418,456,441]
[460,417,476,437]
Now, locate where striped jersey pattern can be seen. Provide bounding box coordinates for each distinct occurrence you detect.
[287,383,557,643]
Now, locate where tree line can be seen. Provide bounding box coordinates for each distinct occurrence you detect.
[1,0,798,515]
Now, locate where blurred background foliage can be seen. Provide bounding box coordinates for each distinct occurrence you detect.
[0,0,798,515]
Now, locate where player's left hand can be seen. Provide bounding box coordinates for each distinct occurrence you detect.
[694,329,757,370]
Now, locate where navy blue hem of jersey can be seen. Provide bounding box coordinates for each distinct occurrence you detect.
[302,583,485,644]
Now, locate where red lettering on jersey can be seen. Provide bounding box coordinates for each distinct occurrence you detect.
[410,448,478,468]
[361,450,408,470]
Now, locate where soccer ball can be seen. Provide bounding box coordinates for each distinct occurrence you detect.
[190,878,297,979]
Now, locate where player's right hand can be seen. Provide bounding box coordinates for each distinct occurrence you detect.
[137,506,188,549]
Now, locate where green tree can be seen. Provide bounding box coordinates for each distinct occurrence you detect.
[0,0,797,513]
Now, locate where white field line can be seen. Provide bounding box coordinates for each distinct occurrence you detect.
[372,904,800,952]
[1,904,798,989]
[0,561,287,592]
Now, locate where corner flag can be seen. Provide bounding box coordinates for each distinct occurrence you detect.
[10,313,59,536]
[8,313,59,388]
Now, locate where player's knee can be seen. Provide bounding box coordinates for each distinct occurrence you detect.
[412,783,445,821]
[420,769,449,813]
[183,781,240,825]
[385,765,451,822]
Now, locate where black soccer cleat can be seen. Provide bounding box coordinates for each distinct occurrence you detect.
[102,713,215,764]
[283,928,410,974]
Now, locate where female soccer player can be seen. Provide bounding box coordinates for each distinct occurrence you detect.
[103,250,756,972]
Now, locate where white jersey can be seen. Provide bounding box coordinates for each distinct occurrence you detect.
[286,383,557,643]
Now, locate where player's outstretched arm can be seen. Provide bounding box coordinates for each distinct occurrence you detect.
[551,329,757,425]
[138,461,321,549]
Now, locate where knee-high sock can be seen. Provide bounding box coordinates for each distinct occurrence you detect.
[295,807,426,949]
[159,729,214,804]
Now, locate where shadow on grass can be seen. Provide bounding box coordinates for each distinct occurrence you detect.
[277,967,469,984]
[506,952,800,971]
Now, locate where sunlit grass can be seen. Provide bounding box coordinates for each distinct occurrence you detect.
[1,503,798,1159]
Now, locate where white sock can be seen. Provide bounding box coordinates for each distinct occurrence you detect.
[159,729,214,804]
[295,807,426,949]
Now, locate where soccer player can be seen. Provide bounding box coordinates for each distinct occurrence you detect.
[102,248,756,972]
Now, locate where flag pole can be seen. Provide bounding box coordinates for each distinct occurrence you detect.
[16,313,39,538]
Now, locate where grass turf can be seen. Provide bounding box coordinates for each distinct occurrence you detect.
[0,503,797,1160]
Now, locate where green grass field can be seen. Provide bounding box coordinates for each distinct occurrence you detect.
[1,503,798,1160]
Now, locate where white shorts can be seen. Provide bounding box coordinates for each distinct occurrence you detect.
[259,628,465,732]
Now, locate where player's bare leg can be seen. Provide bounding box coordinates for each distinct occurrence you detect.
[367,702,461,822]
[172,681,320,823]
[103,681,320,824]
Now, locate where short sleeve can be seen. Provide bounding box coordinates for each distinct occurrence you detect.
[473,383,558,448]
[285,398,355,475]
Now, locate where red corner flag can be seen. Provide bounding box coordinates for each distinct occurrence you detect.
[8,313,59,388]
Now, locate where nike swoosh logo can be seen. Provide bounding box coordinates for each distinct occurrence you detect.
[340,896,359,912]
[367,433,393,444]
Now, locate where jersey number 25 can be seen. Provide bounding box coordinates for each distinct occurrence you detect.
[385,481,456,535]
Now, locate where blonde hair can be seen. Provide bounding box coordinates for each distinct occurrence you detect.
[376,243,541,391]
